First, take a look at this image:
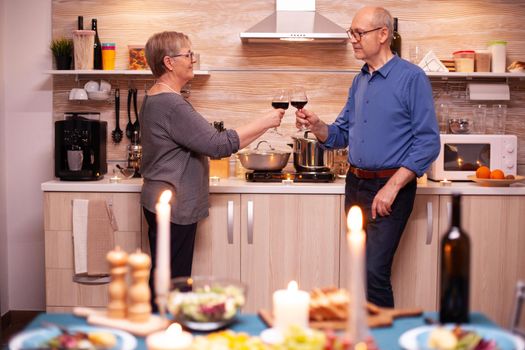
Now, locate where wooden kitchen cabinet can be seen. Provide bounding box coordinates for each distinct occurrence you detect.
[192,194,241,280]
[44,192,144,312]
[193,193,341,313]
[439,195,525,327]
[339,195,440,311]
[391,195,440,311]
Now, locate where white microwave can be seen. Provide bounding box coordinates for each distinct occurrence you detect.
[427,134,517,181]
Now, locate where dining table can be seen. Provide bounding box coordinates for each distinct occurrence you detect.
[14,311,503,350]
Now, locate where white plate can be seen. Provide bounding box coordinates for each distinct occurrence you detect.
[399,325,525,350]
[467,174,525,187]
[9,325,137,350]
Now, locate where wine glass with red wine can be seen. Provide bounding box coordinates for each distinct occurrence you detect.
[291,87,308,130]
[270,89,289,134]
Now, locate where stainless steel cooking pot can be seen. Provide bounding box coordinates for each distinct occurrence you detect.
[237,140,291,171]
[292,131,334,172]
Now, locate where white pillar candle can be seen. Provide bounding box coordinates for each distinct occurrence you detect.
[346,206,370,345]
[155,190,172,317]
[273,280,310,332]
[146,323,193,350]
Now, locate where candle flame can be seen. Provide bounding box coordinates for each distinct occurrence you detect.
[159,190,172,204]
[354,342,368,350]
[287,280,298,291]
[166,322,182,336]
[347,206,363,232]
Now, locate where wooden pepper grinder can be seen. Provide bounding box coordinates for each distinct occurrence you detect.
[127,248,152,322]
[106,246,128,319]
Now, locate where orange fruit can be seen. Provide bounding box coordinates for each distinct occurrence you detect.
[476,166,491,179]
[490,169,505,179]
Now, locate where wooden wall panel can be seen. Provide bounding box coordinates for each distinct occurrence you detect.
[52,0,525,172]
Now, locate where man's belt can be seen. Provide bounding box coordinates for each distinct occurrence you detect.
[348,165,399,179]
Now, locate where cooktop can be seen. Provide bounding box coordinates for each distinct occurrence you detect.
[245,171,336,183]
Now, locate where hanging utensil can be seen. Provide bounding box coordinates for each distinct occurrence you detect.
[111,88,123,143]
[125,88,134,140]
[132,88,140,136]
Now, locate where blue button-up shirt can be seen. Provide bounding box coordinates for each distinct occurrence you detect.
[323,55,440,177]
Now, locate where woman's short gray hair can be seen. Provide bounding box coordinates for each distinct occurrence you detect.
[145,31,192,78]
[370,7,394,43]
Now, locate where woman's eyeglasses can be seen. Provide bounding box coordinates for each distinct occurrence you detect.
[170,51,195,60]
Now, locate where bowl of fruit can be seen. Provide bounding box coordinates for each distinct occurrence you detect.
[468,166,525,187]
[167,276,246,331]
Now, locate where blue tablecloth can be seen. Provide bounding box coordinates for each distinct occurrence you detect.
[22,312,497,350]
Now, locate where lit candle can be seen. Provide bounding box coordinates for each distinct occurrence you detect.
[440,179,452,186]
[210,176,220,185]
[273,281,310,332]
[146,323,193,350]
[346,206,370,345]
[155,190,172,317]
[282,179,294,185]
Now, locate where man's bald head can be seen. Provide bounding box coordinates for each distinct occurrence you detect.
[354,6,394,43]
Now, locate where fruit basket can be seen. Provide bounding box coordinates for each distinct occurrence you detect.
[167,276,246,331]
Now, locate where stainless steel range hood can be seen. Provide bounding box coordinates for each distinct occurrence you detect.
[240,0,348,43]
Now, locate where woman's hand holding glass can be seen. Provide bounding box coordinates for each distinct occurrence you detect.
[270,89,289,135]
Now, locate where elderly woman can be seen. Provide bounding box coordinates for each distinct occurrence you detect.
[140,31,284,301]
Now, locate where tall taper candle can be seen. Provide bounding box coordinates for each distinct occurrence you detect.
[346,206,370,345]
[155,190,172,317]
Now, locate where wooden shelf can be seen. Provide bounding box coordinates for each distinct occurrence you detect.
[44,69,210,76]
[426,71,525,79]
[44,69,525,79]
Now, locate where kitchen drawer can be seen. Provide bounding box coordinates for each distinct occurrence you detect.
[46,268,108,307]
[45,230,142,269]
[44,192,141,232]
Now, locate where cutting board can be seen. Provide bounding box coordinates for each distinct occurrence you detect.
[73,307,169,336]
[258,306,422,330]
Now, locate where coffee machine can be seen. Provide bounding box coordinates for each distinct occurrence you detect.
[55,113,107,180]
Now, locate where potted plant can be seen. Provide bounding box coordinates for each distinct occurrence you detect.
[50,38,73,70]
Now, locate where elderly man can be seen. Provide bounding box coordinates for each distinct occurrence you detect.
[296,6,440,307]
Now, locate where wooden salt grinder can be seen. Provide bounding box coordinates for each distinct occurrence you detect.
[127,249,152,322]
[106,246,128,318]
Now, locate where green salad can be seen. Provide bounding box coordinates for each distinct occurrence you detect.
[168,284,245,322]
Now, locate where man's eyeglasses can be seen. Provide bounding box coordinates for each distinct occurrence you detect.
[170,51,195,60]
[346,27,383,42]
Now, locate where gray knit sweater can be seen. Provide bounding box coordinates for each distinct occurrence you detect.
[139,93,240,224]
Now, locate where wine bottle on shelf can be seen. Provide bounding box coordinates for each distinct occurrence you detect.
[439,193,470,324]
[91,18,102,69]
[390,17,402,57]
[77,16,83,30]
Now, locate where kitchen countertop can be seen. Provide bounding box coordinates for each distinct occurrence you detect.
[41,176,525,195]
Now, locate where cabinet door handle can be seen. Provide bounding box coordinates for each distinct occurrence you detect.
[72,275,110,285]
[227,200,234,244]
[247,200,254,245]
[426,201,433,245]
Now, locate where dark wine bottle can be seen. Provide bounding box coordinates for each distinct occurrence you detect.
[390,17,402,57]
[77,16,83,30]
[92,18,102,69]
[439,193,470,324]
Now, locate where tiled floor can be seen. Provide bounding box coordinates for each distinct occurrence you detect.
[1,311,40,349]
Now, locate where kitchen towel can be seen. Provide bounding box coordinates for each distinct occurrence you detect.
[86,199,118,276]
[72,199,89,275]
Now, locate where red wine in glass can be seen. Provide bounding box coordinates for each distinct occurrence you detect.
[272,101,289,109]
[291,87,308,110]
[291,100,307,109]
